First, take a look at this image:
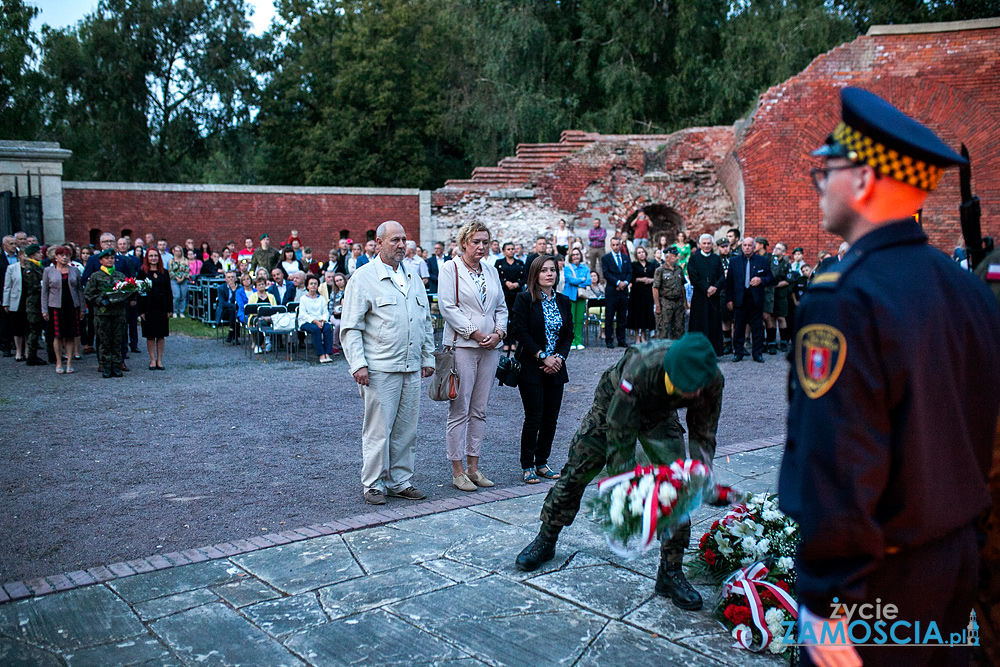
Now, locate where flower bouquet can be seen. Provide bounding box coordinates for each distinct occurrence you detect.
[102,277,152,304]
[689,493,801,656]
[588,459,730,558]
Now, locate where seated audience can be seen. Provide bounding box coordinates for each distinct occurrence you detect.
[297,274,335,363]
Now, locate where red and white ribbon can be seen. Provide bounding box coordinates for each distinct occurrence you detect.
[723,562,799,652]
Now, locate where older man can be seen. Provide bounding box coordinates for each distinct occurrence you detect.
[341,221,435,505]
[402,240,429,287]
[686,233,725,355]
[0,235,17,356]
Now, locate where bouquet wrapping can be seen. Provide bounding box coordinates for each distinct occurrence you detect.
[102,277,152,304]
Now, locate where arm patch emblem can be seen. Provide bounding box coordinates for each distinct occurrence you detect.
[795,324,847,399]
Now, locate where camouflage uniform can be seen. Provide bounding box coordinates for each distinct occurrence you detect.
[84,267,128,370]
[22,261,44,359]
[652,264,686,340]
[540,340,724,564]
[771,255,792,319]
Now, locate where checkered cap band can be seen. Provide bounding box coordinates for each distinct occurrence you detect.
[832,122,944,191]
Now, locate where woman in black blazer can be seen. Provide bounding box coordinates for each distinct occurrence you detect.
[510,255,574,484]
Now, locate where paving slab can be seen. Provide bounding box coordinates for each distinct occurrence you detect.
[133,588,219,621]
[63,634,180,667]
[419,558,491,583]
[442,521,566,578]
[390,508,484,538]
[576,620,723,667]
[527,563,654,619]
[108,560,247,604]
[468,493,546,527]
[318,563,453,620]
[623,593,726,640]
[0,585,144,651]
[151,602,305,667]
[284,608,470,666]
[242,592,328,638]
[0,637,62,666]
[210,578,281,608]
[342,525,458,574]
[232,534,363,595]
[676,629,786,666]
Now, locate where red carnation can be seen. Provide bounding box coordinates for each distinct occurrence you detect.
[711,520,720,531]
[699,533,709,549]
[724,603,752,627]
[704,549,717,565]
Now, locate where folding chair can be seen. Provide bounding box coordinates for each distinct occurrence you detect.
[585,298,606,346]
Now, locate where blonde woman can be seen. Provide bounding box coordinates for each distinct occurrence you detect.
[168,245,190,318]
[438,221,508,491]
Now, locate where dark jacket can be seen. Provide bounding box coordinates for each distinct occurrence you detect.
[725,253,773,307]
[137,269,173,315]
[495,257,526,300]
[601,251,633,293]
[82,253,136,284]
[426,255,442,294]
[268,281,296,306]
[510,290,573,385]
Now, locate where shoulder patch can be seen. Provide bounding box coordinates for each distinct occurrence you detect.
[810,272,840,286]
[795,324,847,399]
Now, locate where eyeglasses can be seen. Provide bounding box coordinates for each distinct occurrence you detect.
[810,164,863,193]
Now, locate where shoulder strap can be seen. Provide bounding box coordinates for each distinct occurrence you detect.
[451,264,459,346]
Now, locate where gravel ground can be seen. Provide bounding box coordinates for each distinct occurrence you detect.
[1,333,789,583]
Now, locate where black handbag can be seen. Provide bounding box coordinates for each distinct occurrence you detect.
[495,349,521,387]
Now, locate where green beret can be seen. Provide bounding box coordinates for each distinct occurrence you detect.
[96,248,115,259]
[259,233,269,240]
[662,333,718,394]
[24,243,41,257]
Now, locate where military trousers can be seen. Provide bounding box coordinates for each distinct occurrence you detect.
[656,298,685,340]
[95,312,125,369]
[25,312,44,358]
[539,369,692,564]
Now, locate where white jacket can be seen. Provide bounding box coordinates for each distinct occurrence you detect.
[438,257,508,348]
[340,256,435,375]
[3,263,22,311]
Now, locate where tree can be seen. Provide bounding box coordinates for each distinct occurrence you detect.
[0,0,43,139]
[39,0,262,182]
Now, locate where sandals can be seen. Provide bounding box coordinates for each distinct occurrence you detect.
[535,466,561,480]
[55,367,65,374]
[523,468,540,484]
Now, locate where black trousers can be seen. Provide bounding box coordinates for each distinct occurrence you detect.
[517,378,564,470]
[0,307,10,353]
[127,303,139,348]
[732,300,764,358]
[604,289,628,346]
[800,525,978,667]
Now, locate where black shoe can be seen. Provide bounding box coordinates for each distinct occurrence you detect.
[2,351,12,358]
[102,369,114,378]
[767,342,777,355]
[515,532,557,572]
[130,346,141,353]
[732,354,743,363]
[112,368,124,377]
[655,563,703,610]
[606,343,614,349]
[778,341,789,353]
[721,342,733,356]
[753,355,765,363]
[25,356,47,366]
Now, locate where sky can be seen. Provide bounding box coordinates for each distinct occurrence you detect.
[26,0,276,34]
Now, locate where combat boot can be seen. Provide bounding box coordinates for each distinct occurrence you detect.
[655,561,703,610]
[721,339,733,356]
[25,356,47,366]
[767,342,778,355]
[514,531,557,572]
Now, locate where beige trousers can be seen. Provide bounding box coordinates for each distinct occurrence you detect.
[360,370,420,492]
[446,347,500,461]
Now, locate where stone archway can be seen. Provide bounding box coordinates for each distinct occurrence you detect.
[625,203,685,248]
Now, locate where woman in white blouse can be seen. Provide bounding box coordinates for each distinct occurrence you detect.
[438,221,509,492]
[297,274,335,363]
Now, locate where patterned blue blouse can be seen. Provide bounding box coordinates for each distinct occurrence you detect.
[540,291,562,355]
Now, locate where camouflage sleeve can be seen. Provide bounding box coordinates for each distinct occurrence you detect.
[605,349,643,448]
[685,371,724,462]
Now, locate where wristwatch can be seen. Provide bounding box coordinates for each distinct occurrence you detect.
[537,352,548,361]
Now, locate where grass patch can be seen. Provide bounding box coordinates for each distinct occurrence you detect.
[167,316,218,339]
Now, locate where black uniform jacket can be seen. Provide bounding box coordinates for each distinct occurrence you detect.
[779,219,1000,615]
[510,290,573,385]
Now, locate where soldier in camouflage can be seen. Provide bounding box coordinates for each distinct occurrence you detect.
[652,246,686,340]
[84,249,128,378]
[21,244,46,366]
[514,333,723,610]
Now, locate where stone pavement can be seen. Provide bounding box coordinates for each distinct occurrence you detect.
[0,440,786,667]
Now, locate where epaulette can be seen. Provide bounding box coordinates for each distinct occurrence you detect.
[807,252,865,291]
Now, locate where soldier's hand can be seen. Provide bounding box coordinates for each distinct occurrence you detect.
[353,367,370,386]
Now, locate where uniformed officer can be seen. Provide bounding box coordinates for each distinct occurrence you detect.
[20,244,46,366]
[780,87,1000,667]
[84,249,129,378]
[514,333,723,610]
[652,246,686,340]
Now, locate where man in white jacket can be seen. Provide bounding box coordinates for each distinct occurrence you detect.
[341,220,436,505]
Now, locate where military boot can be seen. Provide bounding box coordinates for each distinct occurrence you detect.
[721,339,733,356]
[654,561,703,610]
[767,341,778,355]
[514,531,557,572]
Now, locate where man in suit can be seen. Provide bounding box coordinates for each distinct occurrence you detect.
[215,270,241,343]
[0,235,17,356]
[268,268,296,306]
[116,237,142,353]
[725,236,773,362]
[601,237,632,348]
[426,242,445,294]
[686,233,725,355]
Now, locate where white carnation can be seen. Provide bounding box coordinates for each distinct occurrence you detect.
[628,489,645,515]
[610,500,625,526]
[784,525,796,536]
[658,482,678,506]
[768,634,786,654]
[741,536,758,553]
[777,556,794,572]
[755,538,771,557]
[741,555,755,566]
[610,485,628,505]
[765,608,785,626]
[637,474,655,498]
[762,509,783,522]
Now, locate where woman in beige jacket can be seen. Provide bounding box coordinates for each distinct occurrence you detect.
[438,221,509,491]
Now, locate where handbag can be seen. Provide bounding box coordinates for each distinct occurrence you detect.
[428,269,461,401]
[495,348,521,387]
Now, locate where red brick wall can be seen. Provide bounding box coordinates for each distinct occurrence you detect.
[738,25,1000,259]
[62,185,421,255]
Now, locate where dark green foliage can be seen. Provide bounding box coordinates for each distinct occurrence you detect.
[7,0,996,187]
